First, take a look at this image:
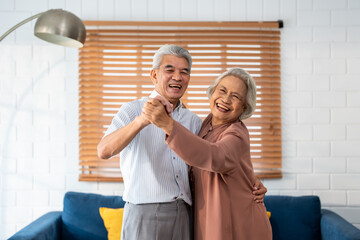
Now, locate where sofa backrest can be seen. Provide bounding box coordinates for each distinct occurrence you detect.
[62,191,126,240]
[264,195,321,240]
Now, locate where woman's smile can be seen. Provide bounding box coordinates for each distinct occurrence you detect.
[210,75,247,126]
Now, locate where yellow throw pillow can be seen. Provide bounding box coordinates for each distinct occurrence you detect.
[267,211,271,218]
[99,207,124,240]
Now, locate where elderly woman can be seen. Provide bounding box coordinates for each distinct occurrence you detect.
[143,67,272,240]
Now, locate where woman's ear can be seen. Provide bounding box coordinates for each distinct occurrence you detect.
[150,69,158,85]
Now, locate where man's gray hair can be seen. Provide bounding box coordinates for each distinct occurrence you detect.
[152,44,192,73]
[206,67,257,120]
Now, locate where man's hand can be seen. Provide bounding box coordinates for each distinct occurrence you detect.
[253,179,267,204]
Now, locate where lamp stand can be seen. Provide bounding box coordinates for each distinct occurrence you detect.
[0,12,43,42]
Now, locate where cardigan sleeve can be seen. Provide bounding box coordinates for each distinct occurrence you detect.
[166,121,249,174]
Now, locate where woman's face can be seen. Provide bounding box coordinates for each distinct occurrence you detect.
[210,75,247,126]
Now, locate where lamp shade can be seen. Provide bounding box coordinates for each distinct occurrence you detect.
[34,9,86,48]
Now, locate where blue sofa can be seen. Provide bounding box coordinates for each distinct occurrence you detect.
[9,192,360,240]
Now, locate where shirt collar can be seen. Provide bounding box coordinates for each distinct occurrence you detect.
[148,90,183,112]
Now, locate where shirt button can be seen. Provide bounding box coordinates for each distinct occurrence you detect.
[176,175,179,178]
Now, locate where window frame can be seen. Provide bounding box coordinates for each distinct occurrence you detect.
[78,21,283,181]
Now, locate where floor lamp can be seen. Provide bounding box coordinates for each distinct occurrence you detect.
[0,10,85,237]
[0,9,86,47]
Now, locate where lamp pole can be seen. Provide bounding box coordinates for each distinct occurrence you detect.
[0,12,44,42]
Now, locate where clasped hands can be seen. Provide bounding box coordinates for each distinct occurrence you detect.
[141,96,174,135]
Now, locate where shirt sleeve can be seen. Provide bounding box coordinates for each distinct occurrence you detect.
[166,121,249,174]
[104,101,140,137]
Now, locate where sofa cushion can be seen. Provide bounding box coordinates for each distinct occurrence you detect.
[99,207,124,240]
[264,195,321,240]
[62,191,126,240]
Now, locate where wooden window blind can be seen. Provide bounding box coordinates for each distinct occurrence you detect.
[79,21,282,182]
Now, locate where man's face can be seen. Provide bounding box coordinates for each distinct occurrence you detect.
[151,55,190,106]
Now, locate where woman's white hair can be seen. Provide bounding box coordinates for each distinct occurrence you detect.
[206,67,257,120]
[152,44,192,73]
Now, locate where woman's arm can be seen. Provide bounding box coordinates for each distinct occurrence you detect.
[167,121,244,173]
[143,99,243,173]
[143,98,267,201]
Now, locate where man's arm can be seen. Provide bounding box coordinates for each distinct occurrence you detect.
[97,115,149,159]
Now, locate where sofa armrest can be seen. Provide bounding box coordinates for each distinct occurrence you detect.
[321,209,360,240]
[8,211,62,240]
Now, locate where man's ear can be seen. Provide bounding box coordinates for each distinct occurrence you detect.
[150,69,158,85]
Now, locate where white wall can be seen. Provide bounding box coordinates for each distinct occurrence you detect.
[1,0,360,238]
